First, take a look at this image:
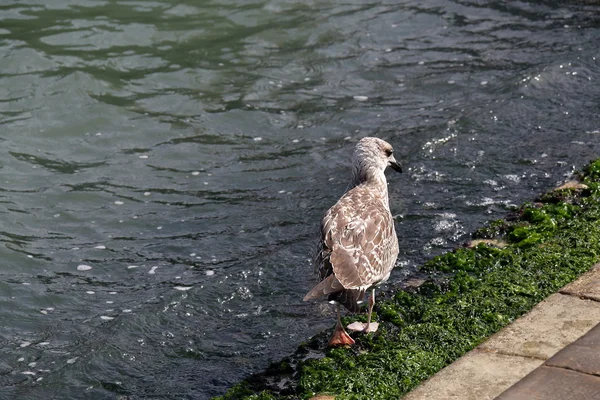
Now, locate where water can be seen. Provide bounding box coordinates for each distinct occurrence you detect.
[0,1,599,398]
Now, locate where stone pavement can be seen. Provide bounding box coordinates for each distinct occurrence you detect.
[496,322,600,399]
[403,263,600,400]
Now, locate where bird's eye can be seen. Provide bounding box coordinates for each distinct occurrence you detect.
[385,148,393,156]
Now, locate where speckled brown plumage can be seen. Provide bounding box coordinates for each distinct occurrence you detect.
[304,137,402,314]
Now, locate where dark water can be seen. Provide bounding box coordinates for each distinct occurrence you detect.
[0,1,599,398]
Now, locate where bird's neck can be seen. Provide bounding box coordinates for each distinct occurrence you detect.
[350,167,390,208]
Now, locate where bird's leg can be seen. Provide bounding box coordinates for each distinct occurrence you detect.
[364,288,379,333]
[347,289,379,333]
[328,303,355,347]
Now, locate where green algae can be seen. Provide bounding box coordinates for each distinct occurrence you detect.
[217,159,600,400]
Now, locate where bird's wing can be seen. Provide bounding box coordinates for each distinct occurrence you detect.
[324,196,398,289]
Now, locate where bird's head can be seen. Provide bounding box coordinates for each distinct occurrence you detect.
[353,137,403,178]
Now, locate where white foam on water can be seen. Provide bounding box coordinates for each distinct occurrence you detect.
[174,286,193,291]
[66,357,78,364]
[148,266,158,274]
[77,265,92,271]
[127,265,139,269]
[114,201,124,205]
[86,291,95,294]
[191,171,200,176]
[504,174,521,183]
[430,237,446,246]
[20,342,31,348]
[434,213,459,232]
[100,316,114,320]
[139,155,148,159]
[353,95,368,101]
[206,270,215,276]
[94,245,106,249]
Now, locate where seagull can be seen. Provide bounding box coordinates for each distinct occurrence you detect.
[304,137,402,346]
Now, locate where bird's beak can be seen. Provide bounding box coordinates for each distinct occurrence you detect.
[388,156,403,173]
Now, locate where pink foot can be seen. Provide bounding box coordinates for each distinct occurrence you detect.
[347,322,379,333]
[328,326,355,347]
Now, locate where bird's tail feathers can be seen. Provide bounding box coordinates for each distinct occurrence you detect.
[303,275,344,301]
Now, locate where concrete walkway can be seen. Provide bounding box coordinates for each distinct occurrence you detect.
[403,262,600,400]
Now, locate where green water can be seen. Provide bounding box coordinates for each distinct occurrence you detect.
[0,1,599,399]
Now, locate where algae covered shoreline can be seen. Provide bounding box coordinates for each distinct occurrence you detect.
[218,159,600,400]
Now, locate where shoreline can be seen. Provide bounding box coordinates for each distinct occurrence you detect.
[217,159,600,400]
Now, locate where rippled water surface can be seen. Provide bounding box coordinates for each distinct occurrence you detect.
[1,1,599,398]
